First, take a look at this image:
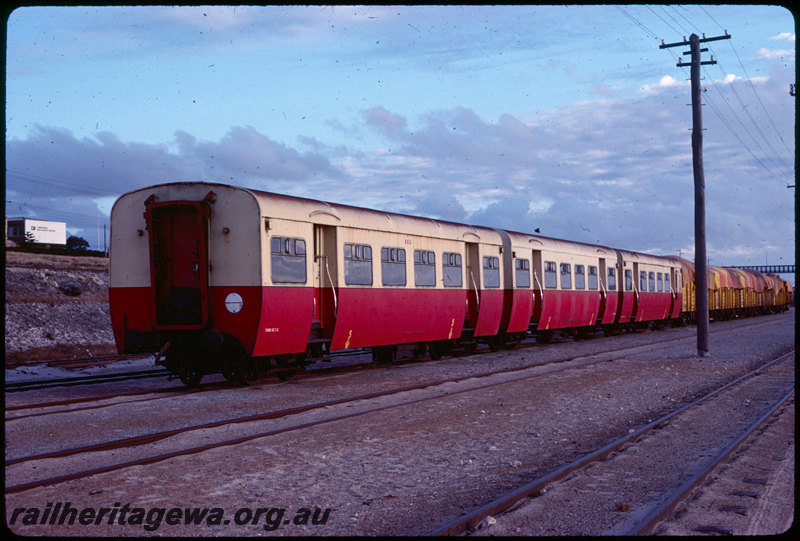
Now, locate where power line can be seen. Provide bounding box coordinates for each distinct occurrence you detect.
[616,6,659,41]
[6,168,121,197]
[700,66,793,182]
[622,6,794,188]
[695,5,794,181]
[6,200,109,224]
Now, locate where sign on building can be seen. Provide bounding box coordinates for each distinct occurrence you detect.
[6,218,67,246]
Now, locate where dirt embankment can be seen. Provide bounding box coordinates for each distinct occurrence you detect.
[4,252,116,364]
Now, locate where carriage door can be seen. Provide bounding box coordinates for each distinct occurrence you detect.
[631,261,641,321]
[465,242,481,329]
[598,257,608,323]
[314,224,338,339]
[531,249,544,325]
[667,266,677,317]
[145,195,211,329]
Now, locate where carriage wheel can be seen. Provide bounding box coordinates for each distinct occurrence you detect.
[428,341,444,360]
[178,357,203,386]
[273,355,298,381]
[233,355,259,384]
[372,345,397,363]
[166,341,203,386]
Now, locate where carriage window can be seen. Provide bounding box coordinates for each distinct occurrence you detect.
[414,250,436,287]
[665,273,671,293]
[607,268,617,291]
[544,261,557,289]
[588,266,598,290]
[648,272,655,292]
[657,272,663,292]
[560,263,572,290]
[442,252,463,288]
[483,256,500,288]
[574,264,585,290]
[640,271,648,292]
[381,247,406,286]
[271,236,307,284]
[515,258,530,288]
[625,269,633,291]
[344,243,372,285]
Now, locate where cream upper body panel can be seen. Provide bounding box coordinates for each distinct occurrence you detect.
[250,188,499,242]
[109,182,262,288]
[111,181,505,290]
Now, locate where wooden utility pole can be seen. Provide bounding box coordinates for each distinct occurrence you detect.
[661,31,730,358]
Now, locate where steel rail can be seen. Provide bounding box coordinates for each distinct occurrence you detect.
[628,388,795,535]
[4,369,171,392]
[426,349,795,536]
[5,336,698,495]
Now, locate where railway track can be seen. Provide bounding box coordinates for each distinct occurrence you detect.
[4,340,636,494]
[2,348,371,396]
[427,350,794,536]
[4,368,171,393]
[630,390,794,535]
[4,310,794,536]
[6,324,793,500]
[5,314,781,401]
[2,330,687,431]
[8,353,145,370]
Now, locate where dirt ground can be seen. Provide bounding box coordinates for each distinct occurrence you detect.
[5,251,109,272]
[4,252,115,363]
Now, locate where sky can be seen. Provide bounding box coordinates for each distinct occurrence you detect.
[4,5,796,281]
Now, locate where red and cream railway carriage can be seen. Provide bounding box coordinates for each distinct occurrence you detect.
[109,181,785,385]
[110,181,511,383]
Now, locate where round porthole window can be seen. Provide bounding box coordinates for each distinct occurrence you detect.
[225,292,244,313]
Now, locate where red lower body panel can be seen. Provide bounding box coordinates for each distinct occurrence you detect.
[635,292,673,322]
[111,283,514,358]
[670,293,682,319]
[617,292,635,324]
[504,289,535,333]
[252,287,314,356]
[473,289,504,337]
[600,291,619,324]
[109,287,154,353]
[208,286,262,354]
[331,288,466,350]
[538,290,602,329]
[110,285,265,355]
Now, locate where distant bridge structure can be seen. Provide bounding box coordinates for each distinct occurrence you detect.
[729,265,795,274]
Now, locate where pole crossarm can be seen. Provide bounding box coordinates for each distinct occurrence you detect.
[661,32,731,68]
[660,31,731,49]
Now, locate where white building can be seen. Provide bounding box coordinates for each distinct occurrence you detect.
[6,217,67,246]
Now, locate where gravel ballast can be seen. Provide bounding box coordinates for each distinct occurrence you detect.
[5,307,794,537]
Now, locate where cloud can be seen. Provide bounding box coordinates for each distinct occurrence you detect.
[757,47,795,60]
[6,68,793,264]
[5,124,347,243]
[361,107,409,140]
[640,75,686,93]
[349,78,792,263]
[771,32,795,42]
[175,126,346,182]
[7,125,344,195]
